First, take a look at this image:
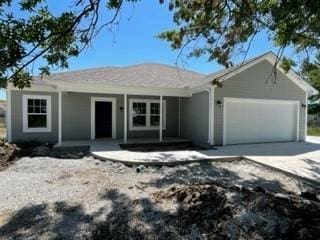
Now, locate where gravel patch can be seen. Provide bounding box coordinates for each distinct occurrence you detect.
[0,157,317,239]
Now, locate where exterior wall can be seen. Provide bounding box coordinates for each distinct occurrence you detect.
[11,91,59,142]
[180,91,209,145]
[214,60,307,145]
[61,92,124,140]
[63,93,179,140]
[11,91,180,142]
[127,95,179,139]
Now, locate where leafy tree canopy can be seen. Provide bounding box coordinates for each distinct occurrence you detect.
[159,0,320,69]
[301,54,320,114]
[0,0,138,88]
[1,0,320,90]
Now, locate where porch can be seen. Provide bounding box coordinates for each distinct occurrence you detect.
[55,137,190,148]
[56,91,191,146]
[54,138,238,165]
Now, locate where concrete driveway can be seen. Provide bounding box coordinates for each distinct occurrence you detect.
[89,137,320,185]
[218,136,320,185]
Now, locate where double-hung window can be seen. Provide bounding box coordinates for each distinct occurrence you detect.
[129,99,166,130]
[23,95,51,132]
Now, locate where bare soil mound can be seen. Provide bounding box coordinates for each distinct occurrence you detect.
[0,141,19,170]
[92,183,320,240]
[152,183,320,240]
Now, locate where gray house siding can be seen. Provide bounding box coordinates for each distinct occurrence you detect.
[214,60,307,145]
[180,91,209,145]
[61,92,124,140]
[11,91,180,142]
[127,95,179,139]
[11,91,59,142]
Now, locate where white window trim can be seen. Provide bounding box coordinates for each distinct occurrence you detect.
[129,99,166,131]
[22,95,52,133]
[91,97,117,140]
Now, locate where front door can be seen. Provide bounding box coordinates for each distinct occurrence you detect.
[95,101,112,138]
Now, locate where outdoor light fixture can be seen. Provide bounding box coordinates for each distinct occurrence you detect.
[301,104,306,108]
[216,100,222,107]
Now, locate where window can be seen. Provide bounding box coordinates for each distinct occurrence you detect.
[132,102,147,127]
[150,103,160,127]
[129,99,166,130]
[23,95,51,132]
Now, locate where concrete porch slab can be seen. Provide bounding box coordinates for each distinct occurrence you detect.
[90,140,240,165]
[56,137,320,185]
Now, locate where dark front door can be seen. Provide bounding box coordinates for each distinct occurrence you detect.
[95,101,112,138]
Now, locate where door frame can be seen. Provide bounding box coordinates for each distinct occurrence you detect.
[91,97,117,140]
[222,97,300,146]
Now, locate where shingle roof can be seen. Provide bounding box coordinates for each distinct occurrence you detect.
[32,52,317,96]
[34,63,207,89]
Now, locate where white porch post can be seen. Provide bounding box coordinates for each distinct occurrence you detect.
[124,94,127,143]
[178,97,181,137]
[159,95,163,142]
[208,86,215,145]
[58,90,62,145]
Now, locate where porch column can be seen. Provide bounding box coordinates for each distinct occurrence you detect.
[159,95,163,142]
[58,90,62,145]
[208,86,215,145]
[178,97,181,137]
[124,94,127,143]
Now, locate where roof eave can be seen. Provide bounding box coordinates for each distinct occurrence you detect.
[46,80,193,97]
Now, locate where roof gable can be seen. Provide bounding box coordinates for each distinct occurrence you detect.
[29,51,317,97]
[204,52,318,96]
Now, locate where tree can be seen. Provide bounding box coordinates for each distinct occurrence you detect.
[159,0,320,75]
[301,54,320,114]
[1,0,320,89]
[0,0,138,89]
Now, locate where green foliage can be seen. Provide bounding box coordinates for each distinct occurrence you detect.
[300,54,320,113]
[159,0,320,69]
[0,0,79,88]
[307,127,320,136]
[0,0,139,89]
[280,57,296,73]
[1,0,320,90]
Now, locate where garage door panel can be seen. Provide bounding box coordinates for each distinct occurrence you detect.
[224,99,298,145]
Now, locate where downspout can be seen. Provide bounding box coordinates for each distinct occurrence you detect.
[305,93,308,141]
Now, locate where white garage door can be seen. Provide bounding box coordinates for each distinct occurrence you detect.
[224,98,299,145]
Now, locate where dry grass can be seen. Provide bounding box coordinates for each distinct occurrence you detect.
[0,123,6,139]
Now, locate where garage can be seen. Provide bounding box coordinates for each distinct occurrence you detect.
[223,98,299,145]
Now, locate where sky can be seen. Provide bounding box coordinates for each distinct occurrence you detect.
[0,0,290,100]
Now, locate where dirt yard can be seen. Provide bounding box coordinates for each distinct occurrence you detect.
[0,155,319,239]
[0,123,5,139]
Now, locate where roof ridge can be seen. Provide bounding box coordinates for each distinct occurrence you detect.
[120,62,205,76]
[34,62,205,78]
